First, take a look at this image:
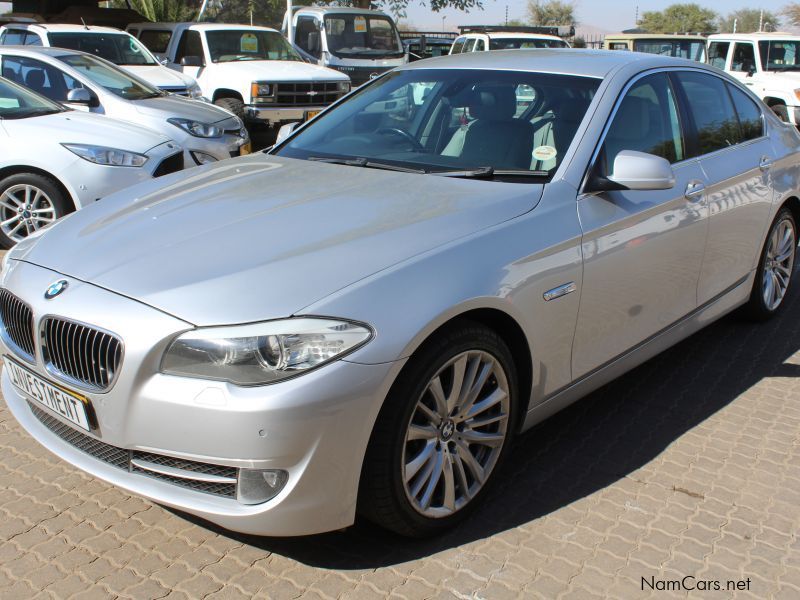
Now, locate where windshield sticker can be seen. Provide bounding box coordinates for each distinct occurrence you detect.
[241,34,259,53]
[532,145,557,161]
[354,16,367,33]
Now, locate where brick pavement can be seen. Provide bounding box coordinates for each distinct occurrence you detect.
[1,276,799,598]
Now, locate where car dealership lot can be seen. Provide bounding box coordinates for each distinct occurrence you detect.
[0,250,798,598]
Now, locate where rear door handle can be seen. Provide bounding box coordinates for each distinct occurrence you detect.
[684,181,705,202]
[760,156,773,171]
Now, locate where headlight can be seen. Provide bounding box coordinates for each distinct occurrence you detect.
[61,144,148,167]
[338,80,351,93]
[190,151,218,165]
[251,82,273,98]
[161,317,372,385]
[167,118,223,138]
[187,82,203,98]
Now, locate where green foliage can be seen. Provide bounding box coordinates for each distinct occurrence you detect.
[111,0,195,22]
[527,0,577,26]
[638,3,717,34]
[206,0,285,27]
[718,8,781,32]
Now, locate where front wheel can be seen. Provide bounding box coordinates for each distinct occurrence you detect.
[214,97,245,120]
[772,104,790,123]
[0,173,69,248]
[359,322,518,537]
[744,207,797,320]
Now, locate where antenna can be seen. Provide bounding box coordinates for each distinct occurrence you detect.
[80,17,89,30]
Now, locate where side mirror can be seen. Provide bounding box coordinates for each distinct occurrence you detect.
[606,150,675,191]
[275,122,299,145]
[308,31,320,54]
[66,88,92,104]
[180,55,203,67]
[747,65,757,77]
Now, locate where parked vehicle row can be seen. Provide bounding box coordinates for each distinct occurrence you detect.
[1,49,798,539]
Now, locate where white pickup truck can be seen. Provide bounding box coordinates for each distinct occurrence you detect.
[127,22,351,126]
[707,32,800,125]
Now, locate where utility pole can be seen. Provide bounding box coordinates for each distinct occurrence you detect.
[759,9,764,32]
[635,5,639,25]
[505,5,508,26]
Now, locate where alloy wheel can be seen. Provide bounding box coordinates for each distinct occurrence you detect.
[0,184,57,242]
[402,350,510,518]
[762,216,796,311]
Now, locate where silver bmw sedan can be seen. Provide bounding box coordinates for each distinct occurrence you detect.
[1,49,798,538]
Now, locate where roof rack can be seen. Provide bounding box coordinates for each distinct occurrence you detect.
[458,25,575,38]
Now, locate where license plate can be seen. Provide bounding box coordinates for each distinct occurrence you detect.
[239,142,252,156]
[305,110,320,121]
[4,356,92,431]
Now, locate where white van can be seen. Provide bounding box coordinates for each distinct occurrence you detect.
[0,23,201,97]
[128,22,350,126]
[283,7,407,87]
[707,32,800,124]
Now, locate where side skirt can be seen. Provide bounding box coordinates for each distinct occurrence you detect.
[521,272,754,432]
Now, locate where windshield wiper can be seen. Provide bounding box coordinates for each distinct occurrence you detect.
[433,167,550,179]
[308,156,427,174]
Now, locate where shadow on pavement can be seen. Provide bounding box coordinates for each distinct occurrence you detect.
[170,279,800,569]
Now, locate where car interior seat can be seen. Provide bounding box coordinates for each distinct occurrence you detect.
[24,69,47,96]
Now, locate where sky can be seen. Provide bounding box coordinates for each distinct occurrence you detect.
[403,1,789,34]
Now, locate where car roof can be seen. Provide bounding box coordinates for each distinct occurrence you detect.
[462,32,563,41]
[292,7,392,17]
[131,22,279,33]
[707,32,800,41]
[399,48,709,78]
[605,33,706,41]
[0,45,84,58]
[2,23,128,34]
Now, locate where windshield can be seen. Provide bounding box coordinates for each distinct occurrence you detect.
[489,37,568,50]
[759,40,800,71]
[59,54,160,100]
[0,76,64,119]
[48,32,158,66]
[275,68,599,180]
[633,39,706,62]
[324,14,403,58]
[206,30,302,63]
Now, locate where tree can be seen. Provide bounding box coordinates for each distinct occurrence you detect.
[527,0,577,26]
[639,3,717,34]
[718,9,780,32]
[111,0,195,22]
[783,3,800,26]
[207,0,285,27]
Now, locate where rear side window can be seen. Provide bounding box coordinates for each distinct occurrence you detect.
[728,84,764,141]
[450,37,465,54]
[707,41,729,69]
[673,71,741,155]
[139,29,172,54]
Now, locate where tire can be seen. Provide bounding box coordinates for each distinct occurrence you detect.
[0,173,70,249]
[772,104,790,123]
[359,321,519,537]
[743,207,797,321]
[214,97,245,120]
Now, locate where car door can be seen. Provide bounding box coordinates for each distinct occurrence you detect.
[729,42,758,89]
[573,71,709,378]
[671,71,775,304]
[172,29,204,81]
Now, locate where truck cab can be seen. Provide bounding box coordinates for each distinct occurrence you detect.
[283,7,406,87]
[0,23,200,97]
[604,33,706,62]
[707,32,800,125]
[128,22,351,127]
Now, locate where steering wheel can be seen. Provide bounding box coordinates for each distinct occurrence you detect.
[376,127,425,152]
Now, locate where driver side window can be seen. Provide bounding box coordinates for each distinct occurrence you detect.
[731,43,756,72]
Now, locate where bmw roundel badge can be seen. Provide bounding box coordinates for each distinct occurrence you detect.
[44,280,68,300]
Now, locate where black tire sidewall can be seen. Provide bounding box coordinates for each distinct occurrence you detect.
[772,104,790,122]
[360,322,519,537]
[0,173,69,249]
[214,97,245,120]
[747,207,797,320]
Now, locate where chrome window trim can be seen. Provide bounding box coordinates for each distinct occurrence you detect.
[38,314,125,394]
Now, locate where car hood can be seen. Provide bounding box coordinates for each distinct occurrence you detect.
[2,110,171,152]
[119,64,196,88]
[212,59,350,82]
[133,95,239,125]
[13,155,540,326]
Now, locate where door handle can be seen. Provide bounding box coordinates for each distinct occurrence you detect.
[684,181,705,202]
[759,156,773,171]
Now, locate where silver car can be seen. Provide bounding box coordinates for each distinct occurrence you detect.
[1,50,798,537]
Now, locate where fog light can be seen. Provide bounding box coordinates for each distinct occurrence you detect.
[237,468,288,504]
[190,151,218,165]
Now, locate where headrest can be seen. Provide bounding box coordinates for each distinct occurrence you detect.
[469,85,517,120]
[25,69,45,88]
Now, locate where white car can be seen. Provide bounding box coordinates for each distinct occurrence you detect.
[0,23,202,98]
[0,76,182,247]
[0,47,251,165]
[450,27,571,54]
[127,23,351,126]
[707,32,800,125]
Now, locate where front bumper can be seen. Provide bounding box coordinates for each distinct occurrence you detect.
[244,105,327,125]
[185,133,251,165]
[0,260,403,536]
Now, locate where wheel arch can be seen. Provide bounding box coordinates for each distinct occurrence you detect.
[212,89,243,103]
[763,96,787,108]
[780,196,800,227]
[0,166,76,213]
